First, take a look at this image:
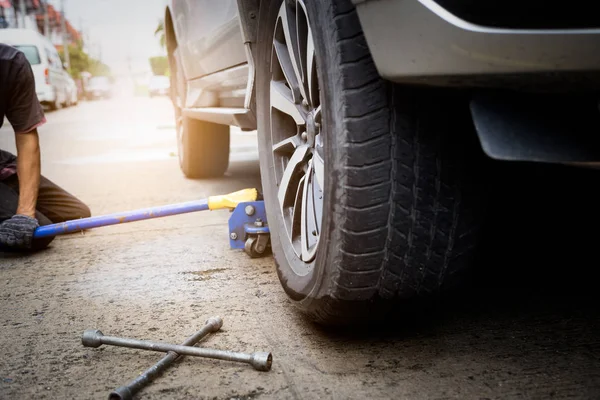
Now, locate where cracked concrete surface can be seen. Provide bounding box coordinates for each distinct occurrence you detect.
[1,96,599,399]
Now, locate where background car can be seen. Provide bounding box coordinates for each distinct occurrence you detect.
[0,28,69,110]
[85,76,112,100]
[148,74,170,97]
[64,73,78,107]
[164,0,600,324]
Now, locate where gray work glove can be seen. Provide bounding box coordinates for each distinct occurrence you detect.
[0,215,39,250]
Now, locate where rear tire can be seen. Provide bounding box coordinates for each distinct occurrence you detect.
[256,0,485,324]
[49,94,60,111]
[177,117,230,178]
[169,46,230,178]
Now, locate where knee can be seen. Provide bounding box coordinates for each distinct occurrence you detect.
[78,204,92,219]
[67,202,91,220]
[32,235,55,251]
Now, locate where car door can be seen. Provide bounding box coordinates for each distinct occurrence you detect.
[171,0,246,81]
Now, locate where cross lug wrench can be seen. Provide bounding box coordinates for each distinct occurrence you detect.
[108,316,223,400]
[82,329,272,372]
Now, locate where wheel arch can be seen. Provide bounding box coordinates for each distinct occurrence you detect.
[236,0,261,124]
[164,7,177,62]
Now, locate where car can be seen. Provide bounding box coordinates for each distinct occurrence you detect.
[0,28,69,110]
[64,73,78,107]
[148,75,171,97]
[163,0,600,324]
[85,76,112,100]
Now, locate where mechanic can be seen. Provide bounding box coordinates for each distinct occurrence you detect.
[0,43,90,251]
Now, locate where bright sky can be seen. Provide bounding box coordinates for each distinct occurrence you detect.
[49,0,167,76]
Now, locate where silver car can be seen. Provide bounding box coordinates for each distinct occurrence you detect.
[164,0,600,324]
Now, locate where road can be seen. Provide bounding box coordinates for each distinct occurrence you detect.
[1,95,599,399]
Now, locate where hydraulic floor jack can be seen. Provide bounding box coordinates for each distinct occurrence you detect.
[33,188,271,258]
[33,189,274,399]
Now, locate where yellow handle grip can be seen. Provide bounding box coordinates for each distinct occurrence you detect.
[207,188,258,210]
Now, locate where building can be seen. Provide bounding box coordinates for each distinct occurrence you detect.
[35,2,80,48]
[0,0,81,47]
[0,0,41,30]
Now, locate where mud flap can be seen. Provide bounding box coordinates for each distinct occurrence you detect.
[470,92,600,163]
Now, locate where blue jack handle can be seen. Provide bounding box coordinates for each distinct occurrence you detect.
[33,188,258,239]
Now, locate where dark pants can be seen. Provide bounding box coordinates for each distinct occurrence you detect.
[0,174,91,249]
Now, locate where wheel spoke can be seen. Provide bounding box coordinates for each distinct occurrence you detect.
[273,39,301,103]
[310,176,322,237]
[314,105,321,123]
[312,144,324,190]
[296,1,308,85]
[300,160,311,261]
[278,3,309,103]
[271,81,305,125]
[278,145,310,213]
[291,174,305,247]
[301,161,319,261]
[306,29,317,107]
[272,135,302,154]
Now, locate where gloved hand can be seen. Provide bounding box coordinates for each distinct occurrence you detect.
[0,215,39,250]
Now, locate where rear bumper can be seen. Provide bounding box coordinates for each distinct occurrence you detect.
[353,0,600,86]
[86,90,110,99]
[150,88,170,96]
[37,85,56,103]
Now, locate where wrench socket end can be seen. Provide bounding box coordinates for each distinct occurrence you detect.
[251,352,273,371]
[206,316,223,332]
[82,329,104,348]
[108,386,132,400]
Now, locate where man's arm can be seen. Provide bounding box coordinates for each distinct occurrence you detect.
[15,130,41,217]
[0,50,45,250]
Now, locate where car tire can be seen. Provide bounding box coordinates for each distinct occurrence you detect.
[170,47,230,178]
[49,94,60,111]
[177,117,230,178]
[256,0,485,324]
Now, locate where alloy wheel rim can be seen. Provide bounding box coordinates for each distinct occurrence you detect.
[270,0,324,267]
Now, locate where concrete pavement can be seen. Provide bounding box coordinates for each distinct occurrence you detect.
[1,95,599,399]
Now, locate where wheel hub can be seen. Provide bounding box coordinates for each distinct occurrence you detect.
[305,112,317,146]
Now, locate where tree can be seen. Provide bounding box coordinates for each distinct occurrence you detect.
[88,59,112,77]
[58,41,89,78]
[58,41,111,79]
[149,56,169,76]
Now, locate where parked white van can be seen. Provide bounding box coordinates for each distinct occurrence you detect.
[0,28,69,110]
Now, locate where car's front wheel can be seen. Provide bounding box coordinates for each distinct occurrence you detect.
[256,0,485,324]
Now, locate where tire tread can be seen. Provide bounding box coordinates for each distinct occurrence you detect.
[302,0,483,323]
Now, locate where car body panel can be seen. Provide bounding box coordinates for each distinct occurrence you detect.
[85,76,112,100]
[64,73,78,105]
[149,75,171,97]
[186,63,248,109]
[168,0,247,81]
[167,0,600,134]
[352,0,600,85]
